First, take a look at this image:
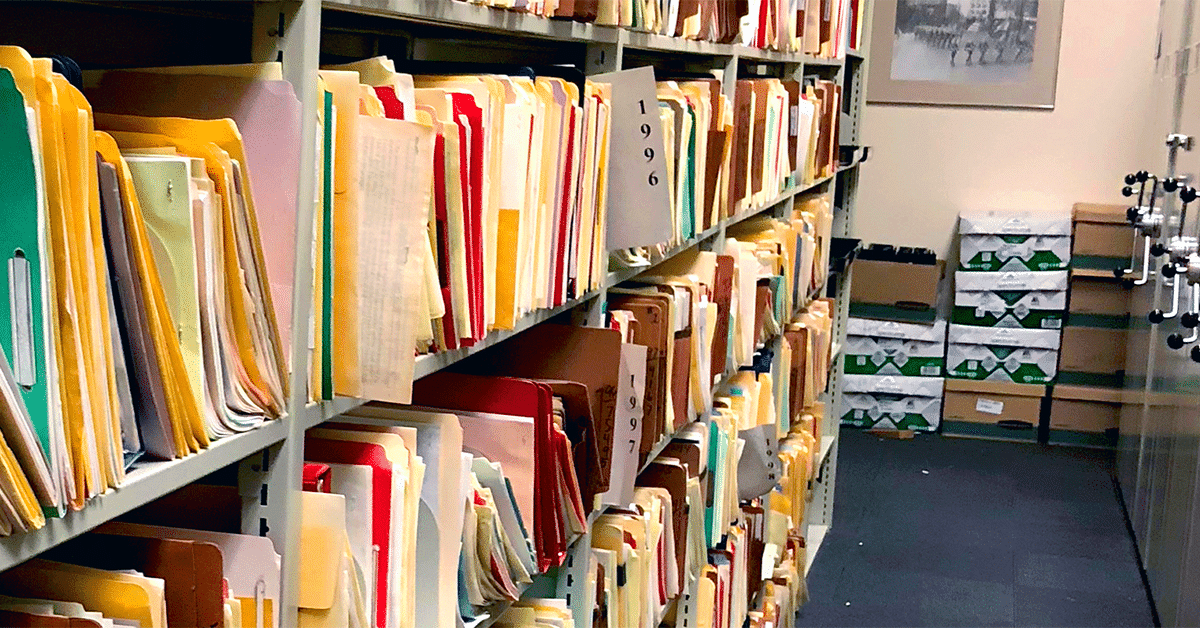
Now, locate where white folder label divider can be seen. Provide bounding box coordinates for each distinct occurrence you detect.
[602,342,647,507]
[592,66,673,250]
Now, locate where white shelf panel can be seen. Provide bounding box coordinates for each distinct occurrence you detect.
[817,434,836,468]
[297,396,370,431]
[0,419,289,572]
[804,523,828,576]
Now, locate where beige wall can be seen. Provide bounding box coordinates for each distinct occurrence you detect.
[853,0,1158,261]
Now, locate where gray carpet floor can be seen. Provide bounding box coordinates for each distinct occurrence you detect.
[796,429,1156,627]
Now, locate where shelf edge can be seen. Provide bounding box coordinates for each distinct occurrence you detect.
[0,419,290,572]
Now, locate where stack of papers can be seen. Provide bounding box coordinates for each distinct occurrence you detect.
[784,78,840,187]
[460,456,537,610]
[727,79,792,215]
[804,79,842,181]
[0,50,289,526]
[311,58,615,405]
[302,419,432,628]
[784,299,834,416]
[0,46,131,516]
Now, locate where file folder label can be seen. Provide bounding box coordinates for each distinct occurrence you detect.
[7,254,33,388]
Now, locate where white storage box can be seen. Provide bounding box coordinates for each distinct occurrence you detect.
[946,324,1061,384]
[959,210,1072,272]
[954,271,1068,329]
[839,375,945,431]
[844,318,946,377]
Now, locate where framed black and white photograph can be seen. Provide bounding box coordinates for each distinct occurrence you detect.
[868,0,1065,108]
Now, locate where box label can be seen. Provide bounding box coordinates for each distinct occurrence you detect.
[975,398,1005,415]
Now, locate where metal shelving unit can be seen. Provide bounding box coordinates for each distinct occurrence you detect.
[0,1,870,624]
[799,9,871,578]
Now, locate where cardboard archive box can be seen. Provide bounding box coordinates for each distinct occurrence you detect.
[840,375,945,431]
[1066,272,1131,327]
[850,258,944,323]
[843,318,946,377]
[959,210,1072,272]
[953,270,1068,329]
[1047,385,1121,448]
[946,325,1061,384]
[942,379,1047,442]
[1057,326,1127,388]
[1059,271,1130,387]
[1071,203,1136,275]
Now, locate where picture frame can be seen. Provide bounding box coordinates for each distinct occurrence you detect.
[867,0,1065,109]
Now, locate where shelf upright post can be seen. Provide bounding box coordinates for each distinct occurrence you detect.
[245,1,323,624]
[721,53,738,104]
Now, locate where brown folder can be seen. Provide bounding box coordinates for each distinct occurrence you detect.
[733,0,751,42]
[692,78,725,228]
[0,610,102,628]
[655,284,694,431]
[754,281,774,346]
[637,458,689,593]
[544,380,605,509]
[819,0,832,52]
[784,325,810,420]
[608,294,673,464]
[711,255,735,380]
[704,129,728,228]
[553,0,577,19]
[671,328,692,430]
[782,80,802,176]
[47,533,225,628]
[813,81,833,176]
[751,81,770,200]
[742,504,766,606]
[573,0,598,22]
[714,0,733,43]
[661,439,703,478]
[675,0,700,37]
[731,81,754,211]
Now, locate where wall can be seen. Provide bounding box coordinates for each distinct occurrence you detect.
[853,0,1159,261]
